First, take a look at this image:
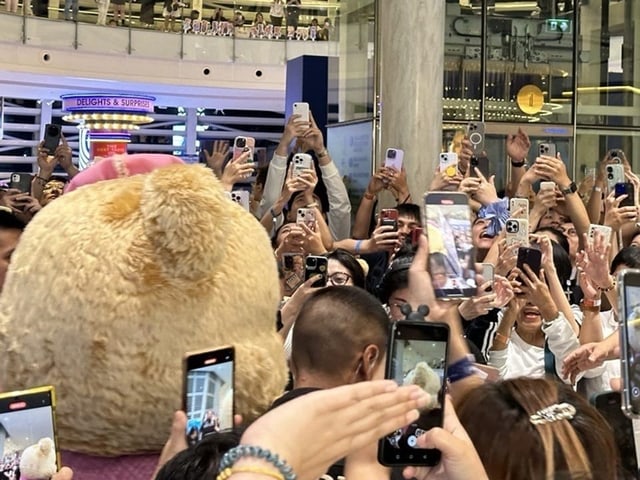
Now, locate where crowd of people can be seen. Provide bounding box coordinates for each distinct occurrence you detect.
[2,0,334,38]
[1,105,639,480]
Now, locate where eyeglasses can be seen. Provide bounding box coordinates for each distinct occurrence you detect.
[327,272,352,286]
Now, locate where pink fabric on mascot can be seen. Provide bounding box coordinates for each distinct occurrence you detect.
[65,153,185,192]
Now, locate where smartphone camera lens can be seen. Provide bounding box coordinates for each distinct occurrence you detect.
[47,125,60,136]
[632,386,640,398]
[388,149,396,159]
[307,258,317,267]
[236,137,246,148]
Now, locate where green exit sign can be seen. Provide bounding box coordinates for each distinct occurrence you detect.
[545,19,572,34]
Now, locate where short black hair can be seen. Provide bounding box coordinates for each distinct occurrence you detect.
[325,249,366,289]
[611,246,640,273]
[292,286,389,378]
[0,210,26,231]
[396,203,421,223]
[376,254,413,304]
[155,431,241,480]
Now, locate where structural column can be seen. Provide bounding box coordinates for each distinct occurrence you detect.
[376,0,445,201]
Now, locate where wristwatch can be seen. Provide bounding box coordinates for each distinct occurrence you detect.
[560,181,577,196]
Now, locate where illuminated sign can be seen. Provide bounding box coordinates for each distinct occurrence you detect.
[545,19,571,34]
[61,94,155,113]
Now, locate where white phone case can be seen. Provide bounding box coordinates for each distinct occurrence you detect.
[230,190,250,211]
[292,153,313,177]
[509,198,529,219]
[606,164,625,192]
[439,152,459,178]
[384,148,404,171]
[505,218,529,247]
[588,224,612,246]
[292,102,310,122]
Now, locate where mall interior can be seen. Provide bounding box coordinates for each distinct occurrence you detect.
[0,0,636,201]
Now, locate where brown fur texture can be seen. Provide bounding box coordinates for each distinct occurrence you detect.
[0,164,287,456]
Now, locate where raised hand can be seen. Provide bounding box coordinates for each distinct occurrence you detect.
[402,396,488,480]
[576,232,612,289]
[203,140,230,176]
[239,381,430,480]
[562,342,614,384]
[506,127,531,162]
[532,154,571,189]
[603,190,637,231]
[220,150,254,191]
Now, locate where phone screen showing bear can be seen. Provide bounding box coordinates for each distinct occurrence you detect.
[0,387,59,478]
[379,322,449,466]
[184,347,234,446]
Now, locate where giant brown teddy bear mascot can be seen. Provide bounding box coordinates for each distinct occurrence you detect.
[0,155,288,479]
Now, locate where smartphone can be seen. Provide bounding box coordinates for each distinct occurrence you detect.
[385,148,404,172]
[481,263,494,292]
[410,227,424,247]
[292,153,313,177]
[439,152,458,178]
[423,192,477,299]
[0,386,60,473]
[539,181,556,192]
[378,320,449,466]
[466,121,485,155]
[282,252,304,292]
[9,173,32,193]
[505,218,530,248]
[606,164,625,192]
[381,208,399,231]
[296,207,316,230]
[292,102,310,123]
[516,246,542,277]
[183,346,234,446]
[608,149,624,164]
[619,269,640,418]
[304,255,328,288]
[538,142,556,158]
[232,136,255,163]
[509,198,529,219]
[591,391,639,476]
[230,190,250,211]
[42,124,62,153]
[587,224,612,246]
[470,154,489,178]
[616,182,636,208]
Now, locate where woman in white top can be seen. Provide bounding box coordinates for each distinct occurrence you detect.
[489,236,581,383]
[269,0,284,26]
[259,113,351,240]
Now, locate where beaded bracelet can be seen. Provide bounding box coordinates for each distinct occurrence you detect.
[218,445,296,480]
[217,466,283,480]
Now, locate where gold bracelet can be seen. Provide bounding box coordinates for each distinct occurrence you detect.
[317,148,328,158]
[217,466,284,480]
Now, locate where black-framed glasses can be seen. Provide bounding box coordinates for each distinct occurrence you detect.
[327,272,352,286]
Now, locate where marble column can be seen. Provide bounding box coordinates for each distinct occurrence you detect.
[377,0,445,203]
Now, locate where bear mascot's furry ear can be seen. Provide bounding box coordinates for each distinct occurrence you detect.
[0,160,287,477]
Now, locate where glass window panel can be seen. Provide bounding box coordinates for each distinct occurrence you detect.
[576,0,640,128]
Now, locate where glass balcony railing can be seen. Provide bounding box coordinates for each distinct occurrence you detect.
[0,0,340,62]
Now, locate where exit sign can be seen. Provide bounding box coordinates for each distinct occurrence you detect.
[545,19,572,34]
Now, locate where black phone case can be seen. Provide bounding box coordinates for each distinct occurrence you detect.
[43,125,62,153]
[304,257,327,287]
